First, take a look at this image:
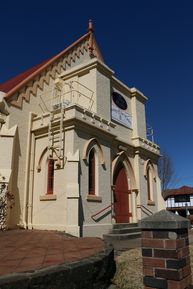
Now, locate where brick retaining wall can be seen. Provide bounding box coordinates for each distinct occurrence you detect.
[0,242,115,289]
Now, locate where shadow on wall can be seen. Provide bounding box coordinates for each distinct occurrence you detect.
[79,195,84,237]
[9,129,21,227]
[78,162,84,237]
[92,209,112,222]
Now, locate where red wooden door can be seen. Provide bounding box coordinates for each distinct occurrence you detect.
[114,164,130,223]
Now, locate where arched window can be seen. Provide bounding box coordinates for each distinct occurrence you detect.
[47,159,54,194]
[88,148,95,195]
[146,162,154,201]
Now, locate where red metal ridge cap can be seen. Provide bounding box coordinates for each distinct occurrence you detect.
[2,32,90,101]
[163,186,193,200]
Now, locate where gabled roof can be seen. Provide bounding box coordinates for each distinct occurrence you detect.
[163,186,193,200]
[0,20,103,101]
[0,59,49,94]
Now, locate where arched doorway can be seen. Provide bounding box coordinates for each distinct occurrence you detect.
[113,163,130,223]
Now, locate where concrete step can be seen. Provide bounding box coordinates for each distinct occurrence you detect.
[103,231,141,241]
[110,227,141,235]
[103,222,141,241]
[112,223,138,229]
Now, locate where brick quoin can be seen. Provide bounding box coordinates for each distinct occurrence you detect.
[142,238,165,248]
[153,230,169,239]
[144,276,167,289]
[168,275,192,289]
[142,248,153,257]
[178,247,190,259]
[143,257,165,268]
[155,268,183,281]
[182,265,191,278]
[143,266,154,277]
[186,255,191,265]
[166,258,186,269]
[154,249,178,259]
[142,231,153,238]
[140,210,192,289]
[165,239,185,249]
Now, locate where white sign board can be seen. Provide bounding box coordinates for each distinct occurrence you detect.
[112,104,132,129]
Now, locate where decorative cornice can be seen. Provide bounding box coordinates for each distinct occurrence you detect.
[7,39,90,109]
[132,136,160,156]
[130,87,148,103]
[82,137,105,165]
[5,32,91,100]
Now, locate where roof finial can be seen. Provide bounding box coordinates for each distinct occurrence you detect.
[88,19,93,33]
[88,19,94,58]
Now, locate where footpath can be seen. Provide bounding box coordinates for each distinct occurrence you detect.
[1,228,193,288]
[0,230,104,276]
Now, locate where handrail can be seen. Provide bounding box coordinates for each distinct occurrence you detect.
[137,204,153,216]
[91,203,114,220]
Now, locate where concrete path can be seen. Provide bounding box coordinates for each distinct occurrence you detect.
[0,230,104,277]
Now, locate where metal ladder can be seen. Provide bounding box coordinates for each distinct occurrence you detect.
[47,85,65,166]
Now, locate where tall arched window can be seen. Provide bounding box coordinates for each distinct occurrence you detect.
[146,162,154,202]
[88,148,95,195]
[47,159,54,194]
[147,165,152,201]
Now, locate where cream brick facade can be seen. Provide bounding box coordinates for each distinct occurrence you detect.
[0,26,165,237]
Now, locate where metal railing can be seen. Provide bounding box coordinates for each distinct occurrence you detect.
[39,80,95,113]
[91,203,114,221]
[137,204,153,217]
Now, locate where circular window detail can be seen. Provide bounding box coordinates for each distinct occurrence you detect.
[112,92,127,110]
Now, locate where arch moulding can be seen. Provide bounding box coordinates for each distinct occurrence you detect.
[112,151,137,190]
[36,146,63,172]
[144,159,157,180]
[82,137,105,165]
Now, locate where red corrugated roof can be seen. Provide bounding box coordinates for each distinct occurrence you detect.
[0,31,92,99]
[0,59,49,93]
[163,186,193,200]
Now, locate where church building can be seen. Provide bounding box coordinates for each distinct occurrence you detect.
[0,21,165,237]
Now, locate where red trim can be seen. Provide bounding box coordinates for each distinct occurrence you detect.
[2,32,91,99]
[0,59,48,93]
[113,163,129,223]
[47,159,54,194]
[91,203,113,219]
[89,149,95,195]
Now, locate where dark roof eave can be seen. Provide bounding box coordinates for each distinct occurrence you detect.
[163,186,193,200]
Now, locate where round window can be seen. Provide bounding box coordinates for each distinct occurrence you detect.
[112,91,127,110]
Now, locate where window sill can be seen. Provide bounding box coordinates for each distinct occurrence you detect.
[40,195,57,201]
[147,200,155,206]
[86,195,102,202]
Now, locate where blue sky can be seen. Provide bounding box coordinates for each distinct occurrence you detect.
[1,0,193,187]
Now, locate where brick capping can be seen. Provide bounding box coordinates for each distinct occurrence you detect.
[141,210,192,289]
[139,209,191,230]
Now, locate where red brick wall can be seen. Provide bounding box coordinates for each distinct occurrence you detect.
[142,228,192,289]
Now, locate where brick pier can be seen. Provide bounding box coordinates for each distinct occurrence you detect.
[140,210,192,289]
